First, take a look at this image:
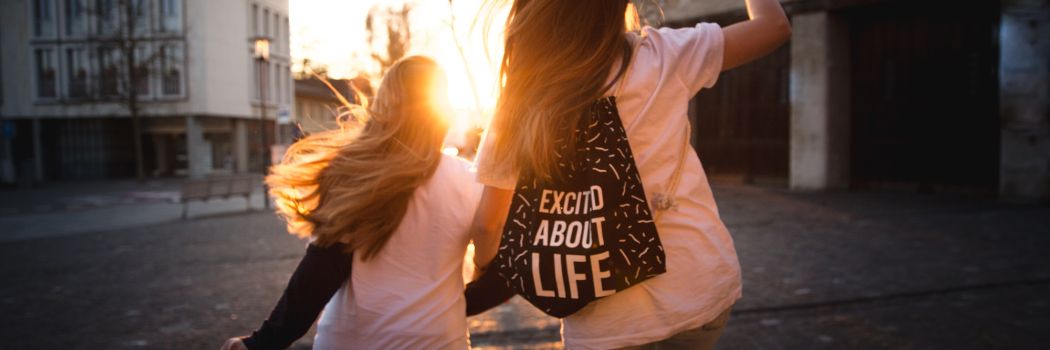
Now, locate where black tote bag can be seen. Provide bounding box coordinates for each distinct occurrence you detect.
[491,97,667,318]
[491,42,689,317]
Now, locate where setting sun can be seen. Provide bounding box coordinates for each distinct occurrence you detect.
[291,0,508,132]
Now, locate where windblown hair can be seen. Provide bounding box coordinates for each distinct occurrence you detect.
[266,56,449,261]
[486,0,640,182]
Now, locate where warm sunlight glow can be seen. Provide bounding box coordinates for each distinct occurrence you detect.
[291,0,509,138]
[253,38,271,60]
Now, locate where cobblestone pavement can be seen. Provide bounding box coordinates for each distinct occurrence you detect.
[0,184,1047,349]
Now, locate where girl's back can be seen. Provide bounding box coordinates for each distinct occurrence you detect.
[314,154,481,350]
[226,56,482,350]
[475,24,740,349]
[559,24,740,349]
[468,1,791,348]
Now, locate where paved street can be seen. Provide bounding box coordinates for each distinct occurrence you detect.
[0,179,267,242]
[0,183,1048,349]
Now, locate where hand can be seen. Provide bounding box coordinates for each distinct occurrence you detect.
[220,337,248,350]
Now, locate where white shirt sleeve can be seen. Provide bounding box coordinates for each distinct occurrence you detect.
[645,22,725,94]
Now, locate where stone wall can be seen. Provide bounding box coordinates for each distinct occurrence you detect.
[1000,0,1050,201]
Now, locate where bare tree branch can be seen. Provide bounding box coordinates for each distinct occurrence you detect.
[76,0,186,181]
[366,4,412,77]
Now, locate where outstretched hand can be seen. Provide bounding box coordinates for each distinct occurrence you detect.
[220,337,248,350]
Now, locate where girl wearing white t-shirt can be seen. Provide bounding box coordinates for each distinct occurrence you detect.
[221,56,483,350]
[468,1,792,349]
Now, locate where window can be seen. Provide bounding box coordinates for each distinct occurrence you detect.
[132,0,150,36]
[273,62,281,103]
[97,46,120,97]
[33,0,56,37]
[283,17,290,52]
[64,0,87,36]
[95,0,119,36]
[278,68,285,103]
[34,49,58,99]
[282,68,290,103]
[263,9,270,38]
[133,45,151,96]
[273,13,280,51]
[275,64,284,103]
[251,4,259,36]
[158,0,182,33]
[66,48,90,98]
[160,44,183,96]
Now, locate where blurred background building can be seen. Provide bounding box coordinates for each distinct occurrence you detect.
[294,76,352,135]
[293,75,372,135]
[2,0,1047,204]
[654,0,1049,201]
[0,0,293,183]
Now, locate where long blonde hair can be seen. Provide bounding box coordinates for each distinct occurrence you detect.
[267,56,449,261]
[487,0,639,182]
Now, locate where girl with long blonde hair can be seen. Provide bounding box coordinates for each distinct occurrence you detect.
[222,56,483,350]
[466,0,792,349]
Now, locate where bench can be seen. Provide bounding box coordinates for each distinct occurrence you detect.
[180,174,261,219]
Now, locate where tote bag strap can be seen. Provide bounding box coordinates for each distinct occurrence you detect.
[655,123,690,220]
[610,36,690,221]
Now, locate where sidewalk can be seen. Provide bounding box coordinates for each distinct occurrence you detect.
[0,178,268,242]
[0,179,183,215]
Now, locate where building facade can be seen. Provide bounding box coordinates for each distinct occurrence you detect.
[658,0,1049,201]
[0,0,294,183]
[293,76,358,135]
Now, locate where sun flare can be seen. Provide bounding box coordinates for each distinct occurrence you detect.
[291,0,509,133]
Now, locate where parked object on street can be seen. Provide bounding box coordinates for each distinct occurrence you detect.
[180,175,260,219]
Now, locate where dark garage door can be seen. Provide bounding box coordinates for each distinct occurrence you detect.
[692,44,791,183]
[847,1,1000,191]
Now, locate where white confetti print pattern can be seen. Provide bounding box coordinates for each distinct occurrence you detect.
[494,96,668,318]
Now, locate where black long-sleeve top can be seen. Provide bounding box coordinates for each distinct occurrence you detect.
[464,266,516,316]
[241,243,353,350]
[241,244,516,350]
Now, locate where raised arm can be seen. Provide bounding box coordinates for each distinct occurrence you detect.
[721,0,792,71]
[468,186,514,272]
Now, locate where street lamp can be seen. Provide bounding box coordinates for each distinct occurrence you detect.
[254,37,270,62]
[253,36,271,209]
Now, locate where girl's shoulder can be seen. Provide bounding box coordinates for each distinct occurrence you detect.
[634,23,723,57]
[434,153,481,187]
[630,23,726,93]
[421,154,482,206]
[435,153,484,206]
[439,153,473,174]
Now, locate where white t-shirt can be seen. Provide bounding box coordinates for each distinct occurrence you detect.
[313,154,483,350]
[475,23,741,350]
